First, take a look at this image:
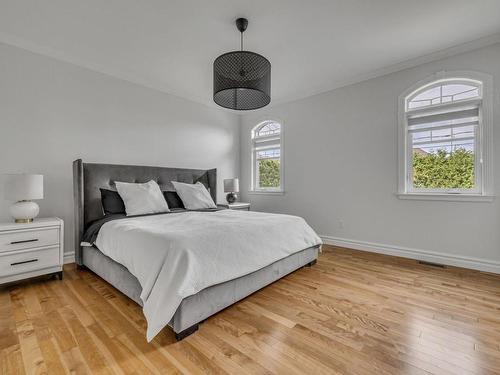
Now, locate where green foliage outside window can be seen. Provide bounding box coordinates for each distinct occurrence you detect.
[258,159,280,188]
[413,148,474,189]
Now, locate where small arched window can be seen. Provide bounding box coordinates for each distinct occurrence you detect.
[398,72,493,200]
[251,120,283,192]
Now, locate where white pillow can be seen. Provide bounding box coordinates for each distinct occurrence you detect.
[171,181,216,210]
[115,180,170,216]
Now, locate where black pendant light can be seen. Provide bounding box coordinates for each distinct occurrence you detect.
[213,18,271,110]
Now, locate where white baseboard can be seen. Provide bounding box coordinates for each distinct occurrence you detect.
[321,235,500,274]
[63,251,75,264]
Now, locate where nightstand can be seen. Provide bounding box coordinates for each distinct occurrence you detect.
[0,217,64,284]
[218,202,251,211]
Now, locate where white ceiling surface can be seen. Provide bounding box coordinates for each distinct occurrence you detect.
[1,0,500,108]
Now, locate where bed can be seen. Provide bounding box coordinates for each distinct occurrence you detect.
[73,159,321,341]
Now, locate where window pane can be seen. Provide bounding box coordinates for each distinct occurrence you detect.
[452,125,474,140]
[408,82,479,109]
[442,84,479,100]
[411,86,441,107]
[412,137,475,189]
[256,149,280,159]
[415,139,474,154]
[413,130,431,143]
[258,159,280,188]
[256,122,281,137]
[408,114,478,131]
[453,88,480,101]
[431,128,451,142]
[253,121,282,191]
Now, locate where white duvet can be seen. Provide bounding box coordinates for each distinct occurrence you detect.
[95,209,322,341]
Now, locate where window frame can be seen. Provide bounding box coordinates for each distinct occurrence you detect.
[397,71,494,202]
[250,120,285,194]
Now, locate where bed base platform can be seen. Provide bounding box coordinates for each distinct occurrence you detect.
[175,323,200,341]
[81,244,319,340]
[306,259,317,267]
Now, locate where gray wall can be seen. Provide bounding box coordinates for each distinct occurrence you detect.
[241,43,500,266]
[2,39,499,269]
[0,43,240,258]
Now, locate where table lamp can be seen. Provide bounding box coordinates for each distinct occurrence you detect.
[5,174,44,223]
[223,178,239,204]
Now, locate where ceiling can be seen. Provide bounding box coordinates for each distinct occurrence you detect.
[2,0,500,110]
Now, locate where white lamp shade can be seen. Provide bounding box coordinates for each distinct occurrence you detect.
[224,178,239,193]
[5,174,44,201]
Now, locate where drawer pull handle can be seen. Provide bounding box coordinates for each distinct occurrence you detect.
[10,239,39,245]
[11,259,39,266]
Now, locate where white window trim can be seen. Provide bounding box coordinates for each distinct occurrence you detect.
[396,193,494,202]
[250,119,285,194]
[397,71,494,201]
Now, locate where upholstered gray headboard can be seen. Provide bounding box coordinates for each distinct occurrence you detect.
[72,159,217,265]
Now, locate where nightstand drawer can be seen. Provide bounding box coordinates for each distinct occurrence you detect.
[0,228,59,253]
[0,246,60,277]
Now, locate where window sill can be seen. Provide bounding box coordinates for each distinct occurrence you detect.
[248,190,285,196]
[397,193,495,202]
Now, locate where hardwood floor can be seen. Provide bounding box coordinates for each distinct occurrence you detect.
[2,245,500,374]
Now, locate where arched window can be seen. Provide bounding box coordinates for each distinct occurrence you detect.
[251,120,283,192]
[398,72,493,200]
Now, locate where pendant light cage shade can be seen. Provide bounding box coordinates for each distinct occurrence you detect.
[214,51,271,110]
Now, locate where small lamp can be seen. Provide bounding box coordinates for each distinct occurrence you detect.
[224,178,239,204]
[4,174,44,223]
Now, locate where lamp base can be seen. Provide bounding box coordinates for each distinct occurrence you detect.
[226,192,238,204]
[10,201,39,223]
[15,218,34,224]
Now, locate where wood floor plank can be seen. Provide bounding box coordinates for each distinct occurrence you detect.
[44,309,77,353]
[188,331,255,375]
[2,245,500,374]
[0,288,19,351]
[202,322,306,375]
[85,323,127,375]
[58,306,114,375]
[16,319,47,374]
[61,346,92,374]
[0,344,26,375]
[32,315,67,375]
[197,326,272,375]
